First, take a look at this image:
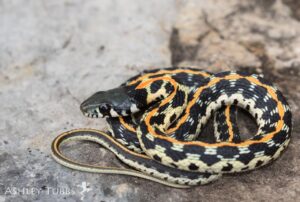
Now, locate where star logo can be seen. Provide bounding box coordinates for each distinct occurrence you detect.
[77,182,92,200]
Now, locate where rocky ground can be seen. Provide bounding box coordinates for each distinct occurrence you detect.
[0,1,299,201]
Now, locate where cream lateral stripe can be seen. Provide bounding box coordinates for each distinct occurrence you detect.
[51,129,190,188]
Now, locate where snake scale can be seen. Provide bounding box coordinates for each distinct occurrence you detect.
[51,67,292,188]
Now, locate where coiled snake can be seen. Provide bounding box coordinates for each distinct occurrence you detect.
[51,67,292,188]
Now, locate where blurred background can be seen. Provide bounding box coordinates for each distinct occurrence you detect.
[0,1,299,201]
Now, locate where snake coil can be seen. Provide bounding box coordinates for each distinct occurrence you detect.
[52,67,292,188]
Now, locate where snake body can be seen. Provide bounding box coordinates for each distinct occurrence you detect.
[52,67,292,188]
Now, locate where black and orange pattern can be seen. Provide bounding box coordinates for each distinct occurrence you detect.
[52,67,292,187]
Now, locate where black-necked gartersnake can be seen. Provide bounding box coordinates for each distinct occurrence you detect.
[51,67,292,188]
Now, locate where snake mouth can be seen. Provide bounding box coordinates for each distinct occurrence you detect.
[80,97,112,118]
[82,111,100,118]
[80,105,106,118]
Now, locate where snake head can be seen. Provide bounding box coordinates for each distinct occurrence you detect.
[80,87,139,118]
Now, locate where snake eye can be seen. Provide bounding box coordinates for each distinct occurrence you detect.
[100,104,109,110]
[98,104,110,115]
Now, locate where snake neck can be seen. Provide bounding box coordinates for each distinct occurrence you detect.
[80,76,180,118]
[134,76,190,132]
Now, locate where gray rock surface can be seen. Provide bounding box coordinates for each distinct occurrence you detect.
[0,0,299,201]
